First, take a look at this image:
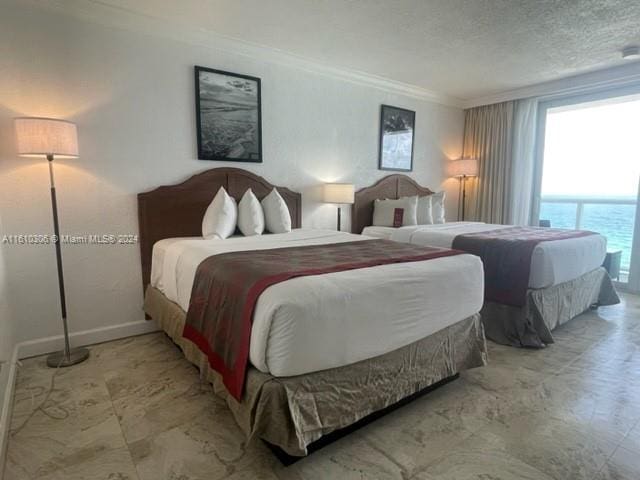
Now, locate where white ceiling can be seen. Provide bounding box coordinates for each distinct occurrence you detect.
[48,0,640,103]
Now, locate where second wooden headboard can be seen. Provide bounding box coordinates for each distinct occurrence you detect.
[352,175,434,233]
[137,167,302,292]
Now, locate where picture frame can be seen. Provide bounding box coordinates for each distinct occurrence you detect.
[195,66,262,162]
[378,104,415,172]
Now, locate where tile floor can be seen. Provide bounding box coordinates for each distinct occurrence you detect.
[3,293,640,480]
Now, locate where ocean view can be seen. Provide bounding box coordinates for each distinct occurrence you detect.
[540,97,640,278]
[540,198,637,270]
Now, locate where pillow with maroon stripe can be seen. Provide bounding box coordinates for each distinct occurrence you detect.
[372,196,418,227]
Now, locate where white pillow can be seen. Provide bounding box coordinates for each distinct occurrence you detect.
[431,191,446,224]
[202,187,237,239]
[372,196,418,227]
[417,195,433,225]
[237,188,265,236]
[261,188,291,233]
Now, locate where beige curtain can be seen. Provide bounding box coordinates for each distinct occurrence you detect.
[463,101,515,224]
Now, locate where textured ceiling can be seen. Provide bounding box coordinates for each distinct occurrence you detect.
[77,0,640,101]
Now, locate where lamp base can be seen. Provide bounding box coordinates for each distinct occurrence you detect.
[46,347,90,368]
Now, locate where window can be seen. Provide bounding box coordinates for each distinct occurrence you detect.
[539,94,640,285]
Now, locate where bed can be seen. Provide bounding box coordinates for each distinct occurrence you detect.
[138,167,487,459]
[354,174,620,348]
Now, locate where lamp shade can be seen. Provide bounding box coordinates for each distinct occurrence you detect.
[15,117,79,158]
[323,183,355,204]
[448,158,478,177]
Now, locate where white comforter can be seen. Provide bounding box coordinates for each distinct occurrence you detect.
[362,222,607,288]
[151,229,483,377]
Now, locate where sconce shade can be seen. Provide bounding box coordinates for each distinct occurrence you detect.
[323,183,355,204]
[15,117,79,158]
[448,158,478,177]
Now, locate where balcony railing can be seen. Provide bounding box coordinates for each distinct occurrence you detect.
[541,196,637,229]
[540,196,637,276]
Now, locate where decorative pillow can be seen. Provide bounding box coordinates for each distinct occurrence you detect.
[237,188,265,236]
[261,188,292,233]
[431,191,446,224]
[417,195,433,224]
[372,196,418,227]
[202,187,238,239]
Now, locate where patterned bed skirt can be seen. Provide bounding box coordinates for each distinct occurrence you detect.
[144,286,487,456]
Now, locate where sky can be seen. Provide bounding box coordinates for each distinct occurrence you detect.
[541,96,640,198]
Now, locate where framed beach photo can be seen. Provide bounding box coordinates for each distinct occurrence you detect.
[378,105,415,172]
[195,66,262,162]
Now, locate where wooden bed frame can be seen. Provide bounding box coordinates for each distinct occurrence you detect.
[137,167,302,291]
[352,174,433,233]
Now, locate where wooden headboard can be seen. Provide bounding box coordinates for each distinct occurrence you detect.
[137,167,302,291]
[352,174,434,234]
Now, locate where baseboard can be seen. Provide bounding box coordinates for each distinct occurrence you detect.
[16,319,159,360]
[0,346,19,480]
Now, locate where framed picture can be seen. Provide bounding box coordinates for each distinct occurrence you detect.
[195,66,262,162]
[378,104,415,171]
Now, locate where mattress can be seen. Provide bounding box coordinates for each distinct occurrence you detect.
[362,222,607,289]
[150,229,484,377]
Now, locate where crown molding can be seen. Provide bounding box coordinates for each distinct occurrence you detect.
[463,61,640,108]
[21,0,464,108]
[15,0,640,111]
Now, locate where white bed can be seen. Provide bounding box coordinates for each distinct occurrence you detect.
[150,229,484,377]
[362,222,607,289]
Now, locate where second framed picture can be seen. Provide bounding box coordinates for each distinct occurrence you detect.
[378,105,415,172]
[195,66,262,162]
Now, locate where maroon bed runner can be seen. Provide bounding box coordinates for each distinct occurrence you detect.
[183,239,463,400]
[452,226,596,308]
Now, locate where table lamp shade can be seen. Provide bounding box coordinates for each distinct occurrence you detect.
[448,158,478,177]
[323,183,355,204]
[15,117,79,158]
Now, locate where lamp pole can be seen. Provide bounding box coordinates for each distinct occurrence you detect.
[46,155,90,368]
[450,158,477,221]
[461,174,467,221]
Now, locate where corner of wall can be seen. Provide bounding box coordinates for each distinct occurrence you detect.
[0,345,19,480]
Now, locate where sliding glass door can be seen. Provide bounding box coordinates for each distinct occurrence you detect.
[535,88,640,292]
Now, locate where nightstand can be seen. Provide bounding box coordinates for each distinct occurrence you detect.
[603,250,622,280]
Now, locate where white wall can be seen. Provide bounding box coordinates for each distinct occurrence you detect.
[0,1,464,346]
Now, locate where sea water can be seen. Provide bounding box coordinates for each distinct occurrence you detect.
[540,199,637,270]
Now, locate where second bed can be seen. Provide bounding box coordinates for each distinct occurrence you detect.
[354,174,620,348]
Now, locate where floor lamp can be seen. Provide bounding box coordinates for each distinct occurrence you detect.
[323,183,355,231]
[15,117,90,368]
[449,158,478,221]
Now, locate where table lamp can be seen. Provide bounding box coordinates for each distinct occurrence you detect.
[15,117,90,367]
[323,183,355,231]
[448,158,478,221]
